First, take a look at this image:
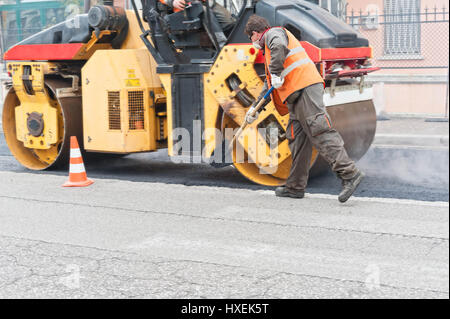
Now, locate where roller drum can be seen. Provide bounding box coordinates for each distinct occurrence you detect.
[224,99,377,186]
[2,78,83,170]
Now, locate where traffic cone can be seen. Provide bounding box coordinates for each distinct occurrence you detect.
[63,136,94,187]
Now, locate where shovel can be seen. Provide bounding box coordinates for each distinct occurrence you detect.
[227,86,275,153]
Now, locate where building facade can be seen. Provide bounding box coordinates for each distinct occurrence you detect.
[345,0,449,116]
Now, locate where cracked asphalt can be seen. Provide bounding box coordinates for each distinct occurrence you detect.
[0,170,448,299]
[0,235,447,299]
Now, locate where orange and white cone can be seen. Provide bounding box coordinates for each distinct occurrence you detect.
[63,136,94,187]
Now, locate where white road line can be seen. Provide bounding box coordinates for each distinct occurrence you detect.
[376,134,449,140]
[371,144,449,151]
[0,170,447,208]
[257,190,449,207]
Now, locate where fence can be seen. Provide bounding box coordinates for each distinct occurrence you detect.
[1,1,448,116]
[347,6,448,117]
[346,6,449,69]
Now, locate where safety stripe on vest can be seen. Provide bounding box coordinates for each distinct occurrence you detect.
[281,58,314,79]
[286,46,306,59]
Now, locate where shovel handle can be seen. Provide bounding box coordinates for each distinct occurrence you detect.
[263,86,275,100]
[248,86,275,117]
[228,87,275,152]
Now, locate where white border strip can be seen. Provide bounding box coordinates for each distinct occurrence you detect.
[258,190,449,207]
[376,134,449,140]
[372,144,449,151]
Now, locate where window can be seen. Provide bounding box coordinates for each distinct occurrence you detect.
[0,1,68,52]
[306,0,347,20]
[384,0,421,58]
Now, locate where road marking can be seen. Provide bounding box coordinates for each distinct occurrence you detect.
[376,134,449,140]
[0,170,447,208]
[374,134,449,147]
[257,190,449,208]
[371,144,449,151]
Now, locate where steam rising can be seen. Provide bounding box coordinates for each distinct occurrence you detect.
[358,147,449,189]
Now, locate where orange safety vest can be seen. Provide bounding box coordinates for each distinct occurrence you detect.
[264,28,324,112]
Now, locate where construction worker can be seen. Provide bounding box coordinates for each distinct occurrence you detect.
[159,0,236,34]
[244,15,365,203]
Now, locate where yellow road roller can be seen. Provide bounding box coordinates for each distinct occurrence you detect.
[2,0,378,186]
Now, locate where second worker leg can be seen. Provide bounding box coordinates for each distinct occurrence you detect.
[293,83,358,180]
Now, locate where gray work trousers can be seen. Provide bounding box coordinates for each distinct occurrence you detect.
[285,83,358,191]
[210,3,236,33]
[203,3,236,46]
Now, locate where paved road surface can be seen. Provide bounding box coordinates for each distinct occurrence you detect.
[0,134,448,298]
[0,172,448,299]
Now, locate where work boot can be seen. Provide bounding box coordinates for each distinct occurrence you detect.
[275,187,305,199]
[338,171,365,203]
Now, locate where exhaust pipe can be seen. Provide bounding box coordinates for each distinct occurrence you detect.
[84,0,91,13]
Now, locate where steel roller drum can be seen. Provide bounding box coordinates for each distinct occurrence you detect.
[2,79,83,170]
[222,99,377,186]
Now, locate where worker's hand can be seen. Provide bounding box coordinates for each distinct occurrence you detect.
[173,0,187,10]
[271,74,285,89]
[245,105,259,124]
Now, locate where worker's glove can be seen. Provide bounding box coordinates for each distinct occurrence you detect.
[245,104,259,124]
[271,74,284,89]
[173,0,187,10]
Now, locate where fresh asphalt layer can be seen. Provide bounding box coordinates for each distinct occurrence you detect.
[0,132,448,202]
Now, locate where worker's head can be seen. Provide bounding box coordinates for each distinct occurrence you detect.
[245,15,271,49]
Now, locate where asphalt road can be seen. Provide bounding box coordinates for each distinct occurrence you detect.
[0,133,448,202]
[0,134,448,299]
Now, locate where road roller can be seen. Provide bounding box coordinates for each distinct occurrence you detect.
[2,0,379,186]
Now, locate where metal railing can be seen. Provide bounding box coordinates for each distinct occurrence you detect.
[346,6,448,69]
[346,5,449,118]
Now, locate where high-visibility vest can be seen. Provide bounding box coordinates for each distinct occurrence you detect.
[264,28,324,109]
